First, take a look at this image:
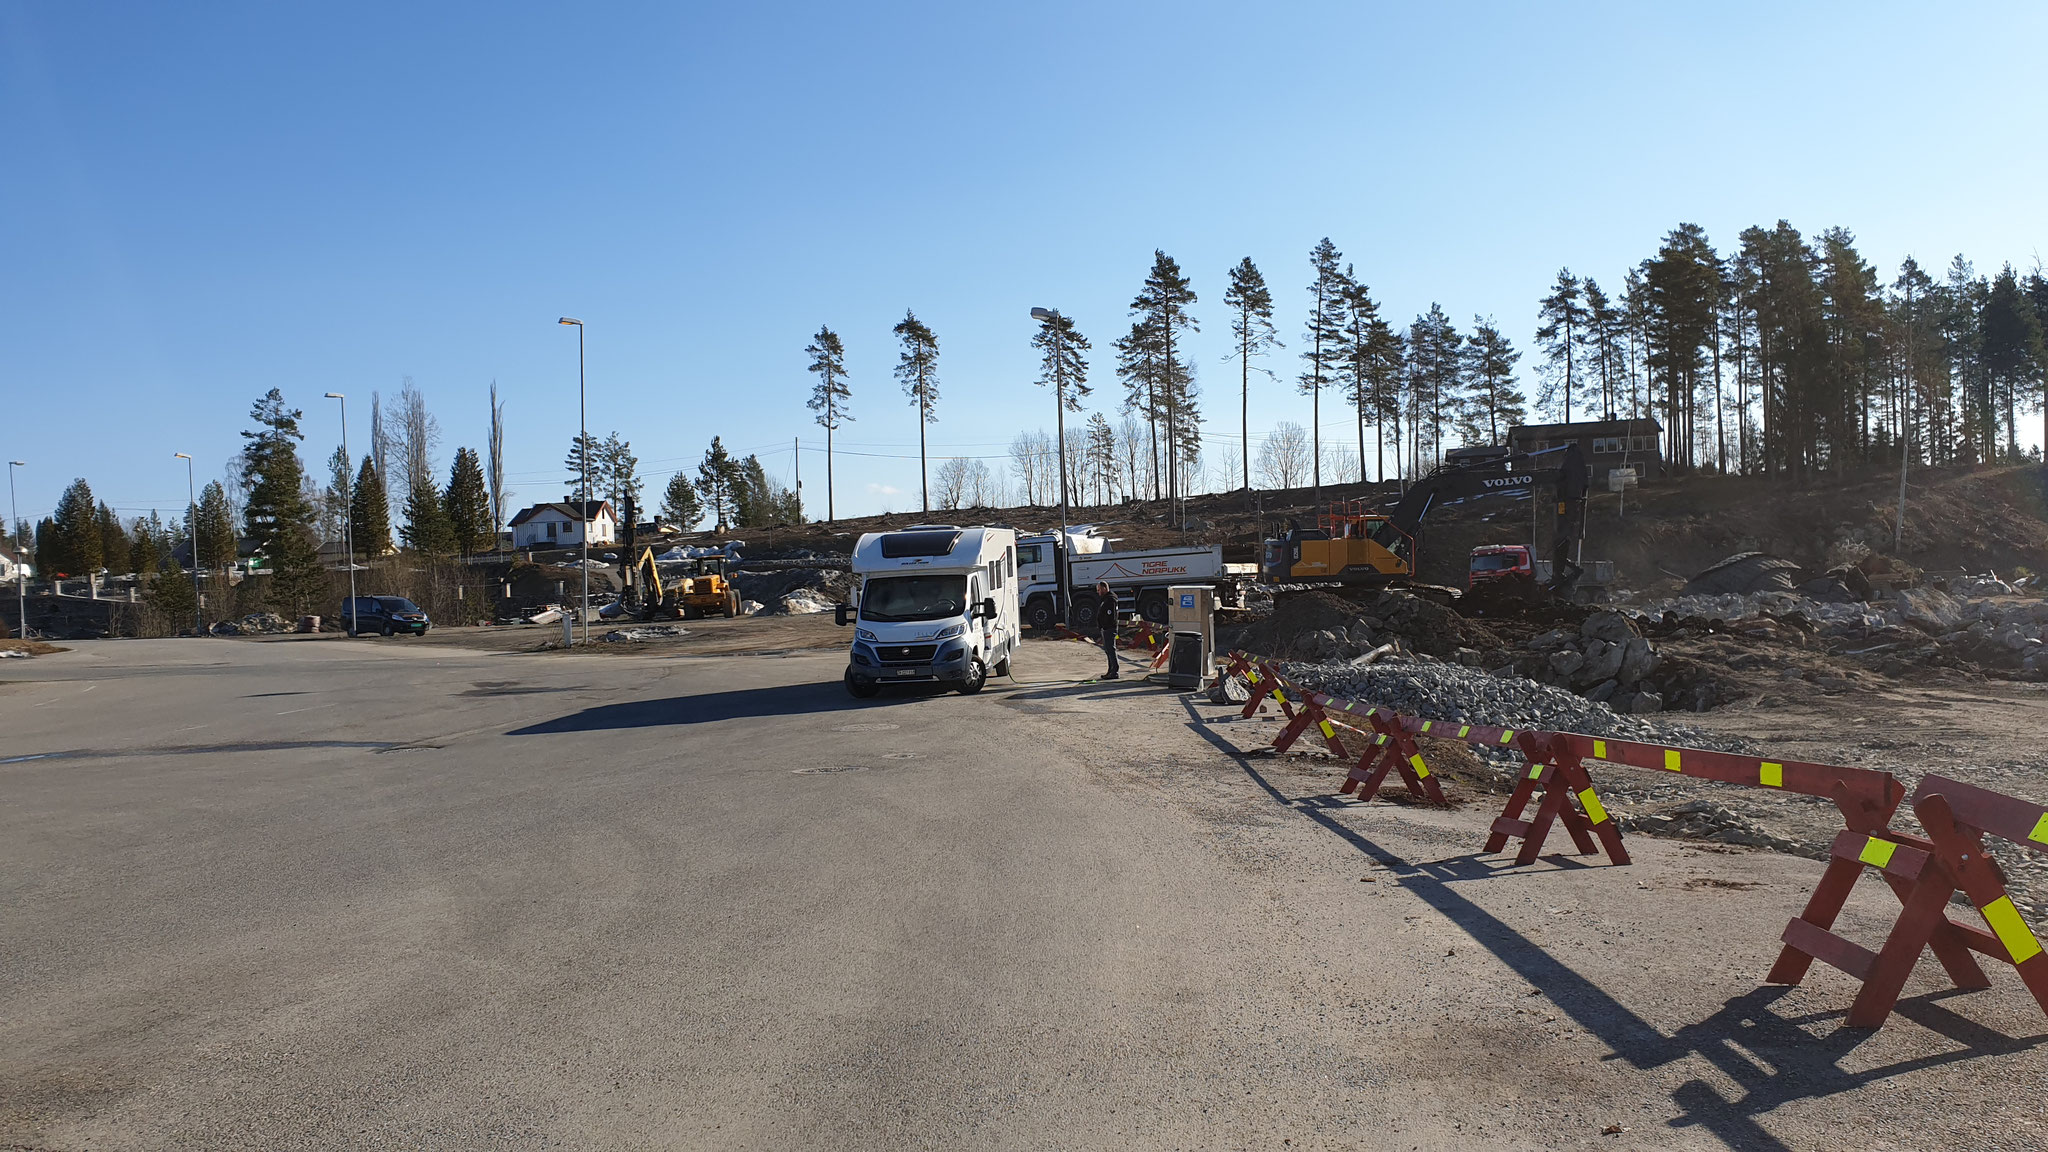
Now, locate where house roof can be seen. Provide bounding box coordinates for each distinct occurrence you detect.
[1509,418,1664,437]
[508,500,615,528]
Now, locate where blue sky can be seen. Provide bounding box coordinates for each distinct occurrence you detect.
[4,1,2044,526]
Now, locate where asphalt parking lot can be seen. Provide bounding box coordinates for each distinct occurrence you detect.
[4,636,2044,1150]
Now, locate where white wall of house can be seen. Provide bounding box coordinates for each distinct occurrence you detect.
[511,507,616,549]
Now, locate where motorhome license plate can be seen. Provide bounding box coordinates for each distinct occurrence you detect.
[895,669,917,676]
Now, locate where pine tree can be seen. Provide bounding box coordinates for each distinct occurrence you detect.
[1085,412,1121,505]
[893,310,941,513]
[1534,269,1588,422]
[1300,238,1348,500]
[1405,307,1463,472]
[598,432,641,511]
[1131,250,1200,502]
[1338,268,1382,484]
[1461,318,1526,444]
[488,380,510,539]
[96,501,132,575]
[195,480,238,575]
[239,388,324,614]
[443,447,493,558]
[659,472,704,530]
[146,563,197,629]
[323,444,352,547]
[400,473,455,557]
[564,431,601,502]
[33,517,58,579]
[1982,265,2048,460]
[1222,257,1281,494]
[1113,318,1163,499]
[347,460,390,560]
[698,437,743,531]
[1583,278,1624,421]
[132,515,161,577]
[1644,224,1724,473]
[1031,311,1092,510]
[805,326,851,521]
[51,479,101,577]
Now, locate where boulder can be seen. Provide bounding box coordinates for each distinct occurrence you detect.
[1898,587,1966,635]
[1586,679,1619,703]
[1548,649,1586,679]
[1578,638,1626,685]
[1528,628,1577,651]
[1629,690,1663,714]
[1617,636,1659,687]
[1581,610,1638,646]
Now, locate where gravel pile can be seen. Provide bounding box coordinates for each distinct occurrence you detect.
[1278,658,1745,751]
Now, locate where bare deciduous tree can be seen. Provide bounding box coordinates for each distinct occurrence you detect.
[1256,422,1312,490]
[487,380,509,542]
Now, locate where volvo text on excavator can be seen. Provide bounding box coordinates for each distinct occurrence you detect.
[1261,443,1591,598]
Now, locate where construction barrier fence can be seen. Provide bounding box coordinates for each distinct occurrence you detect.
[1217,651,2048,1030]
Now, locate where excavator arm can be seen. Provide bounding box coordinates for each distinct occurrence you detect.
[1370,443,1589,592]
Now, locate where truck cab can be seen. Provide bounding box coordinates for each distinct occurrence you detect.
[836,526,1019,698]
[1467,544,1535,592]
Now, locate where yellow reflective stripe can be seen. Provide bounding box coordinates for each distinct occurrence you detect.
[1981,896,2043,963]
[1527,764,1544,781]
[1857,838,1898,869]
[2030,812,2048,846]
[1500,730,1516,745]
[1318,720,1336,739]
[1421,720,1434,733]
[1408,753,1431,779]
[1457,725,1471,738]
[1248,671,1261,683]
[1344,701,1356,710]
[1273,690,1289,705]
[1577,788,1608,824]
[1592,739,1607,760]
[1663,749,1681,772]
[1761,762,1784,788]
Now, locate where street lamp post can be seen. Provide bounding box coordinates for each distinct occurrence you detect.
[173,454,201,636]
[324,394,356,631]
[8,461,24,641]
[559,317,589,646]
[1030,307,1071,626]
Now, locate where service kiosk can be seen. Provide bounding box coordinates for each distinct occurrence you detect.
[1165,584,1215,689]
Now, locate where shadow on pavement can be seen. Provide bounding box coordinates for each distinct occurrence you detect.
[509,680,908,734]
[1177,696,2044,1152]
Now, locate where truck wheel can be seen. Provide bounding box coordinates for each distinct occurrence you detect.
[1068,593,1098,630]
[1024,595,1056,631]
[1138,590,1169,624]
[844,669,879,698]
[723,592,737,618]
[955,658,987,695]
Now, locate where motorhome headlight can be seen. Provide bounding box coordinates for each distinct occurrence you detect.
[856,628,878,642]
[933,622,966,641]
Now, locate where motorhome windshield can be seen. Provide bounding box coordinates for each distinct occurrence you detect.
[859,574,968,623]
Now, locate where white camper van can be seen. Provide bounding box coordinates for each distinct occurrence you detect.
[835,526,1020,698]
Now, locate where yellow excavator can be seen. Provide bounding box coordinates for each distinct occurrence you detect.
[632,548,741,619]
[1262,444,1590,597]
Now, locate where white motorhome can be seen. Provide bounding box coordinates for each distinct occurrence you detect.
[835,526,1020,698]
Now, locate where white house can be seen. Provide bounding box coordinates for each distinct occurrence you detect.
[0,540,29,582]
[508,500,618,549]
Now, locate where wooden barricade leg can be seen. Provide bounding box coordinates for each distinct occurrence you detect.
[1332,714,1447,804]
[1769,779,1911,987]
[1484,734,1626,866]
[1844,793,2048,1028]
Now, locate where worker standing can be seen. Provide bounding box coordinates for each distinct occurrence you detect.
[1092,580,1120,680]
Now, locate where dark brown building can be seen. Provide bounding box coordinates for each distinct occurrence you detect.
[1507,418,1664,481]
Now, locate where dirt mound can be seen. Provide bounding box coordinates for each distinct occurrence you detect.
[1229,589,1506,662]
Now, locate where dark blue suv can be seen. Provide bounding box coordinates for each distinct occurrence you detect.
[341,596,431,637]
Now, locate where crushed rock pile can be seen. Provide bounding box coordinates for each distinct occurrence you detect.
[211,613,292,636]
[1276,658,1744,751]
[1638,585,2048,676]
[602,625,690,643]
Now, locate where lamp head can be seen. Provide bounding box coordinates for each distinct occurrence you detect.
[1030,307,1054,321]
[174,453,192,460]
[559,317,583,326]
[324,392,345,399]
[8,461,22,467]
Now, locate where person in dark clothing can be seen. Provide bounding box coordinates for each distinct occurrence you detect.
[1091,580,1120,679]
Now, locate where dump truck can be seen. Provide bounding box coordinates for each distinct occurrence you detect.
[1015,528,1254,629]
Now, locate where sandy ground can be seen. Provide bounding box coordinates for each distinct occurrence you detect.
[2,629,2044,1149]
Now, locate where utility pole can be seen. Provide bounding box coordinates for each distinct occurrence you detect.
[793,436,801,522]
[324,394,356,629]
[7,461,24,641]
[1032,306,1071,627]
[559,317,589,645]
[172,454,202,635]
